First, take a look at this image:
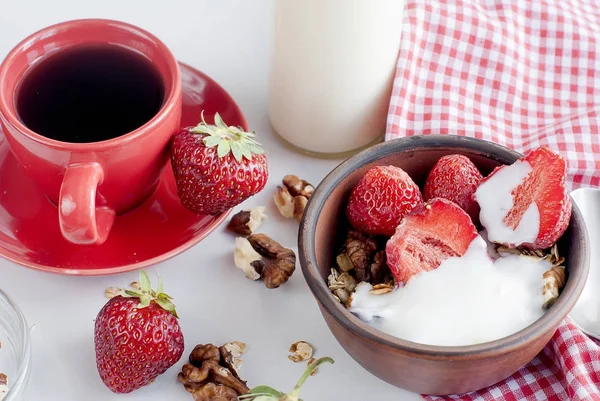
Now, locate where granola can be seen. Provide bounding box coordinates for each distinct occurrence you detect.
[497,243,566,309]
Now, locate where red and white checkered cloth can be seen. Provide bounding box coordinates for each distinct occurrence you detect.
[386,0,600,190]
[385,0,600,399]
[423,319,600,401]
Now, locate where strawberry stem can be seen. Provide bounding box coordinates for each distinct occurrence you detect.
[121,270,179,318]
[288,357,334,399]
[190,111,266,162]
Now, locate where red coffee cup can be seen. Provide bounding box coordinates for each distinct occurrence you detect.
[0,19,182,245]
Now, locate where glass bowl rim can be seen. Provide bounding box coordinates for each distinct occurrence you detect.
[0,288,31,400]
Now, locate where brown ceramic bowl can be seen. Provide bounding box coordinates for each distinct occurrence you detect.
[298,135,590,395]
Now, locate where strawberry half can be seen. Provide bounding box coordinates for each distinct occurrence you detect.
[423,154,483,222]
[385,198,478,285]
[94,271,184,394]
[345,166,423,237]
[170,112,268,215]
[474,147,571,249]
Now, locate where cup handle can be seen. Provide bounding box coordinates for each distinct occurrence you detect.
[58,162,116,245]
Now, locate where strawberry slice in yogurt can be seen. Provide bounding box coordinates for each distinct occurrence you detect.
[475,147,571,249]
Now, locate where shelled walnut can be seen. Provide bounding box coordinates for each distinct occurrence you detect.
[543,265,566,309]
[179,343,249,401]
[370,251,393,285]
[220,342,246,378]
[234,234,296,289]
[337,230,393,285]
[328,230,394,306]
[274,175,314,222]
[226,207,267,236]
[233,238,263,280]
[283,175,314,199]
[190,382,237,401]
[345,231,378,279]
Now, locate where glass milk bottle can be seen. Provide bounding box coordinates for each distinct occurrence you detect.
[268,0,405,157]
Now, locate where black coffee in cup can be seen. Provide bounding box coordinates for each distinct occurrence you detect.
[16,44,164,143]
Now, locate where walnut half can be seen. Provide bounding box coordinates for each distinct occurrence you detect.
[542,265,566,309]
[182,362,249,395]
[219,342,246,379]
[189,344,221,366]
[334,230,392,286]
[283,175,314,198]
[192,382,238,401]
[234,234,296,289]
[234,238,262,280]
[226,207,267,236]
[274,175,314,222]
[180,342,250,400]
[248,234,296,289]
[274,186,294,219]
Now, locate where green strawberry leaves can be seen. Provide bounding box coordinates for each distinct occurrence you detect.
[251,386,283,396]
[248,386,284,398]
[214,112,226,128]
[217,139,231,158]
[154,294,178,318]
[237,357,334,401]
[203,134,222,148]
[191,111,266,163]
[139,269,151,291]
[121,270,179,318]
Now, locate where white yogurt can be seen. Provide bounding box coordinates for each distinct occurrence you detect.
[349,236,551,346]
[475,160,540,246]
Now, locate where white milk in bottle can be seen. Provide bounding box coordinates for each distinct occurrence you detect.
[269,0,405,156]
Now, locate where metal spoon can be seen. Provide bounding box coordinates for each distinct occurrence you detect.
[569,187,600,340]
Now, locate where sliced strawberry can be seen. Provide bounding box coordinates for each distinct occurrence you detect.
[385,198,478,284]
[346,166,423,237]
[423,154,483,222]
[475,147,571,249]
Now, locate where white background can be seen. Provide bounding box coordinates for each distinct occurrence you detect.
[0,0,421,400]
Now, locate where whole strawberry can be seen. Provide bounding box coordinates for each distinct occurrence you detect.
[170,112,268,215]
[423,154,483,222]
[94,271,184,393]
[346,165,423,237]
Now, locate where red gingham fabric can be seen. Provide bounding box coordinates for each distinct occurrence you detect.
[423,319,600,401]
[385,0,600,190]
[385,0,600,399]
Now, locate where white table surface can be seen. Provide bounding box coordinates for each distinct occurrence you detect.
[0,1,421,400]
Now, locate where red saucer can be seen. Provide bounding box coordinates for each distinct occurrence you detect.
[0,62,244,275]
